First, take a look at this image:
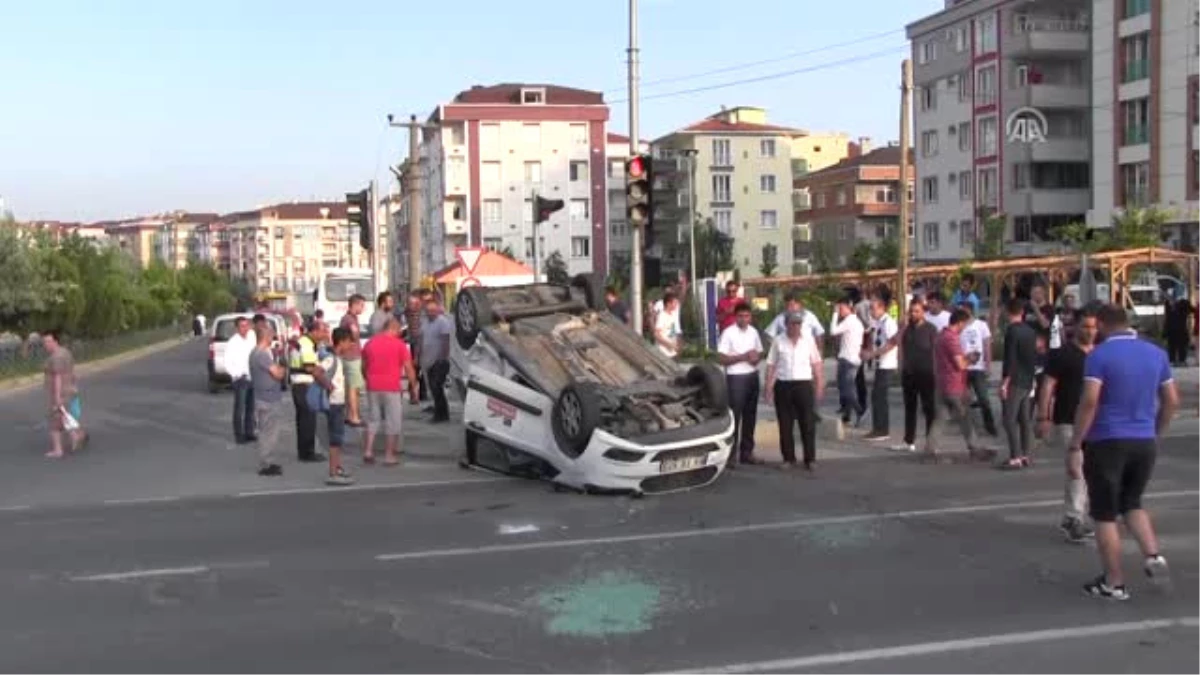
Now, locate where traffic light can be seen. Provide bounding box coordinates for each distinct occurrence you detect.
[346,187,372,251]
[625,154,653,232]
[533,196,564,224]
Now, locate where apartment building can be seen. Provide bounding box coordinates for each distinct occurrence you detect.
[155,212,218,269]
[106,217,167,268]
[794,145,916,268]
[651,107,809,277]
[907,0,1093,261]
[192,218,232,274]
[411,83,611,283]
[791,132,864,175]
[1090,0,1200,249]
[226,202,364,294]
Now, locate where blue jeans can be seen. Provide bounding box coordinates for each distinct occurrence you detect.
[231,378,255,442]
[836,359,863,421]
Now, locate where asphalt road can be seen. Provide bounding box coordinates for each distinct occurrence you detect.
[0,341,1196,673]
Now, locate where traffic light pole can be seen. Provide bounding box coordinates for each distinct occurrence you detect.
[897,59,912,317]
[531,189,541,283]
[627,0,644,335]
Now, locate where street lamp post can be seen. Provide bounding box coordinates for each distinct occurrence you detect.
[628,0,644,334]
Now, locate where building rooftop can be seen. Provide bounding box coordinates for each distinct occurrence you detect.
[799,145,913,179]
[450,83,605,106]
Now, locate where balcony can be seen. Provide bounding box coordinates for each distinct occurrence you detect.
[1027,83,1088,108]
[445,218,468,236]
[1029,137,1089,162]
[1007,16,1089,55]
[1122,125,1150,146]
[1018,188,1090,213]
[791,239,812,258]
[1122,60,1150,84]
[792,189,811,210]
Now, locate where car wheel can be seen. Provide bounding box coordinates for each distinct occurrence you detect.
[687,363,729,411]
[569,273,606,312]
[454,287,493,350]
[208,378,221,394]
[463,429,478,467]
[551,382,603,458]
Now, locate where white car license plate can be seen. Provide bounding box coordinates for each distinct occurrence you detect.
[660,454,707,473]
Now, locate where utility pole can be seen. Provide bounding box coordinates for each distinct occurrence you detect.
[369,178,381,287]
[389,115,424,292]
[531,188,541,282]
[628,0,644,334]
[897,58,912,316]
[682,149,700,344]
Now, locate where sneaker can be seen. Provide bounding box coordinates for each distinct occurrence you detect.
[1060,517,1094,544]
[1083,575,1130,600]
[863,433,890,442]
[891,443,917,453]
[1144,555,1169,580]
[257,464,283,477]
[326,469,356,486]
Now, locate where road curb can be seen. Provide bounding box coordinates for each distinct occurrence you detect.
[0,336,191,396]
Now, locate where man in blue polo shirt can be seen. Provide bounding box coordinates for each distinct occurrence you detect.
[1069,304,1179,601]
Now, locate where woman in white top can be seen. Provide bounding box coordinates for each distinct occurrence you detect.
[764,312,825,471]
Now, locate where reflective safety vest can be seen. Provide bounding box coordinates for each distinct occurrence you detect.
[289,334,317,384]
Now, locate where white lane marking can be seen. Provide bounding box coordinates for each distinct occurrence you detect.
[660,617,1200,674]
[498,523,540,535]
[375,489,1198,562]
[0,505,32,512]
[102,496,180,506]
[70,566,210,582]
[235,477,507,498]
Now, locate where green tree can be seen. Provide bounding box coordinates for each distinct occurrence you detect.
[1108,206,1168,250]
[848,241,874,273]
[873,235,900,270]
[811,239,834,274]
[0,218,49,332]
[543,251,569,285]
[759,244,779,277]
[974,212,1006,261]
[690,218,735,279]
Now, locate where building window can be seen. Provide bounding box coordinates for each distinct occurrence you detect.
[1121,34,1150,83]
[954,27,969,52]
[1121,98,1151,145]
[523,199,533,224]
[1123,0,1150,19]
[522,123,542,147]
[922,177,939,204]
[919,40,938,64]
[957,122,972,151]
[569,161,589,182]
[836,188,848,206]
[524,161,542,184]
[481,161,501,187]
[977,115,998,156]
[921,130,939,157]
[712,174,732,202]
[713,209,732,234]
[480,123,500,156]
[958,71,971,102]
[960,220,975,247]
[1121,162,1150,207]
[923,222,940,251]
[838,222,852,240]
[569,124,588,145]
[760,174,777,193]
[274,226,284,240]
[815,192,827,209]
[609,160,623,178]
[482,199,502,225]
[1013,163,1030,190]
[521,88,545,104]
[875,185,896,203]
[975,64,997,105]
[975,13,997,55]
[760,210,779,230]
[712,139,732,166]
[978,167,998,207]
[959,171,972,199]
[760,139,777,158]
[920,86,937,112]
[570,237,591,259]
[569,199,590,220]
[483,237,502,251]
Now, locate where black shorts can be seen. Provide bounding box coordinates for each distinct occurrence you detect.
[1083,439,1157,522]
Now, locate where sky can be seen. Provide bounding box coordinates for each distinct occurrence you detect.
[0,0,943,222]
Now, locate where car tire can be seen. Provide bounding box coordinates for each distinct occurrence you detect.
[551,382,603,459]
[569,273,606,312]
[208,378,221,394]
[687,363,729,411]
[454,287,494,350]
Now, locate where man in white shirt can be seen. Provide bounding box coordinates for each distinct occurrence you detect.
[764,312,825,471]
[650,284,681,338]
[765,292,825,353]
[654,293,683,358]
[830,298,865,425]
[958,301,998,436]
[925,292,950,332]
[861,296,900,441]
[224,316,257,444]
[718,301,764,467]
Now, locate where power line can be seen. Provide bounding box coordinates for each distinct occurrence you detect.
[609,44,908,105]
[607,28,903,93]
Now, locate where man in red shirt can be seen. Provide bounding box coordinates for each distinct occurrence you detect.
[930,308,986,458]
[715,280,741,333]
[361,317,418,465]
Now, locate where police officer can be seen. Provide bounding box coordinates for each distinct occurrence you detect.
[288,320,329,463]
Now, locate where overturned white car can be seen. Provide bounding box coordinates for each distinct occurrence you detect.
[451,275,734,495]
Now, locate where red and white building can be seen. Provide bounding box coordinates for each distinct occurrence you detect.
[399,83,611,286]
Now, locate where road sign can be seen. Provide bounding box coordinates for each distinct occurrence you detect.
[456,247,485,276]
[460,276,482,288]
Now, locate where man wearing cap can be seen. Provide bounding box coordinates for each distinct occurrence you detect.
[764,311,825,471]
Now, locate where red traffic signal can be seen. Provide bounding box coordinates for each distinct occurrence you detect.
[626,155,647,179]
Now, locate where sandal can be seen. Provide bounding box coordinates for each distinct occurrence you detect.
[997,457,1026,470]
[362,454,376,465]
[383,457,400,467]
